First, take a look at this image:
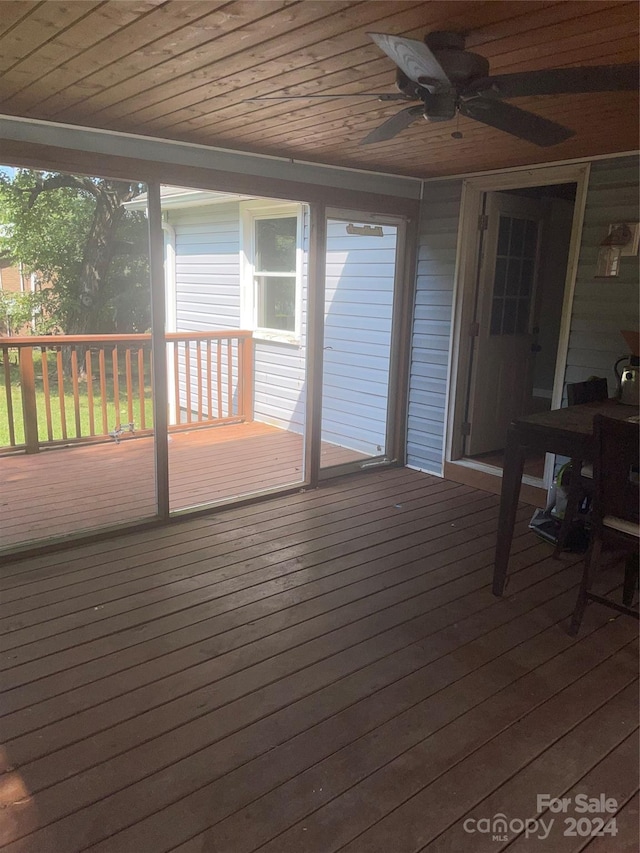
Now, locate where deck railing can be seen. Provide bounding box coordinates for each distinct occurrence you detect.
[0,331,253,453]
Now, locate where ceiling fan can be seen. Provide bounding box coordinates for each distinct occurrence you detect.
[250,31,639,147]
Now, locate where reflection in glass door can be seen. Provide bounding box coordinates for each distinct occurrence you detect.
[320,215,399,471]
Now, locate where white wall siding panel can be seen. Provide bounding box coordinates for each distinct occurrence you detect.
[565,156,639,392]
[407,180,463,475]
[321,219,397,456]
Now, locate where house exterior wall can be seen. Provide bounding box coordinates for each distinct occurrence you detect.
[564,155,639,393]
[0,263,26,293]
[406,154,640,477]
[168,203,395,453]
[322,220,397,456]
[168,200,307,432]
[406,180,462,475]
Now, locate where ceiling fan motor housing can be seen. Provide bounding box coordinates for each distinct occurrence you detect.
[422,92,457,121]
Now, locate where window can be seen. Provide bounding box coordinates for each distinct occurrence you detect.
[490,214,539,336]
[241,202,302,341]
[255,216,297,332]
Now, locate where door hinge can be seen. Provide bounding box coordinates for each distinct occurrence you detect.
[461,421,471,436]
[478,213,489,231]
[468,321,480,337]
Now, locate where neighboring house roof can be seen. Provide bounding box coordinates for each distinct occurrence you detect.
[125,187,256,211]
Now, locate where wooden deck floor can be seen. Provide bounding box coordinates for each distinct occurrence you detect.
[0,422,364,551]
[0,467,638,852]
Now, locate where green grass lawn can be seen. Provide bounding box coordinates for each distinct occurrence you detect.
[1,352,154,449]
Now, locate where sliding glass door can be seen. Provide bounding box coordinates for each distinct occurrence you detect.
[0,166,156,551]
[157,185,309,513]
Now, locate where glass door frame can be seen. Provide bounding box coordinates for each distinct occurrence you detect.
[316,206,410,481]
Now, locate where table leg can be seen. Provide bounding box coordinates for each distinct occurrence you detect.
[493,425,526,596]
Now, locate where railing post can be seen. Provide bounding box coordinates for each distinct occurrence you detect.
[19,346,39,453]
[240,335,254,422]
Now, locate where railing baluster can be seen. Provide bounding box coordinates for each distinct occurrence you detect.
[19,346,39,453]
[217,339,222,419]
[125,347,134,426]
[99,347,108,434]
[112,345,120,430]
[173,342,180,427]
[85,350,95,436]
[241,335,254,421]
[184,341,192,423]
[206,340,212,421]
[41,349,53,441]
[196,340,203,422]
[227,338,233,417]
[56,348,67,440]
[3,347,16,447]
[138,347,146,430]
[149,348,154,428]
[71,347,81,438]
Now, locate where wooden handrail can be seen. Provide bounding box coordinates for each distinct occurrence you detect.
[0,330,254,453]
[2,330,254,346]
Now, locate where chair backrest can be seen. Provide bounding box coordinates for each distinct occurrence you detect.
[566,377,609,406]
[592,414,640,527]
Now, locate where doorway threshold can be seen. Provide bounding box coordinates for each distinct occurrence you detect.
[444,458,547,507]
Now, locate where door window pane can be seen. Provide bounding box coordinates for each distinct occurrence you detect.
[490,214,538,336]
[497,215,511,255]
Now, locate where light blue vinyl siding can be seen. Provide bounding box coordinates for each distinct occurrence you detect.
[407,180,462,475]
[321,220,397,456]
[173,205,241,332]
[564,156,639,393]
[169,201,308,433]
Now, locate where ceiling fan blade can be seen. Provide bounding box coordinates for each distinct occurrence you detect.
[368,33,452,92]
[362,105,424,145]
[245,92,411,101]
[468,64,639,98]
[460,97,575,146]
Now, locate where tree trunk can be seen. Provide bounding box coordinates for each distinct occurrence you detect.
[66,183,136,335]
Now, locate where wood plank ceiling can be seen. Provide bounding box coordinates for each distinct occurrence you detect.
[0,1,638,179]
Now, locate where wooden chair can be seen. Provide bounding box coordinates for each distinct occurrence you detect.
[554,377,609,554]
[566,377,609,407]
[569,414,639,635]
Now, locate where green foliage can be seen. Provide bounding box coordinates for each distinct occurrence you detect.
[0,289,58,335]
[0,168,150,334]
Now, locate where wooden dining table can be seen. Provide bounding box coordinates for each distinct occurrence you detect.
[493,398,640,596]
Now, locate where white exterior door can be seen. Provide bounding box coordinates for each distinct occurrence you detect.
[466,192,546,456]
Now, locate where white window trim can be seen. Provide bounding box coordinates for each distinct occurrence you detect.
[240,199,303,344]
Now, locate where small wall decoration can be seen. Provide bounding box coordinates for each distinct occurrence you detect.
[595,222,639,277]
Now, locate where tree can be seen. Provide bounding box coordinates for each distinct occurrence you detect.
[0,169,150,335]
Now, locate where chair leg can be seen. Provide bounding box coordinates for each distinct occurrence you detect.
[554,460,583,558]
[622,552,639,607]
[569,536,602,636]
